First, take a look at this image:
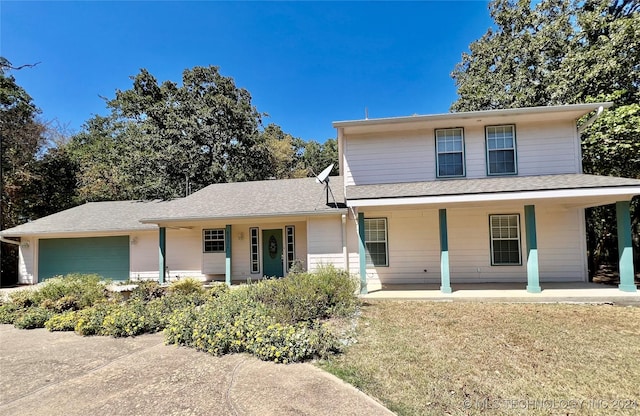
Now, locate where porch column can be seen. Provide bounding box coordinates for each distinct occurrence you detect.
[439,209,452,293]
[525,205,541,293]
[358,212,367,295]
[616,201,637,292]
[158,227,166,284]
[225,224,232,286]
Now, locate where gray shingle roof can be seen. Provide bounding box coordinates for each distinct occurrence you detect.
[346,174,640,200]
[0,200,169,237]
[142,176,346,223]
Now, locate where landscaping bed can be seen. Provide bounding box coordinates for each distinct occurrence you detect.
[0,266,359,364]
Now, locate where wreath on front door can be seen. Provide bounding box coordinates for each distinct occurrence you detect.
[268,235,278,258]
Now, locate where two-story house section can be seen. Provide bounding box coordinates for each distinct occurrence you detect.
[334,102,640,293]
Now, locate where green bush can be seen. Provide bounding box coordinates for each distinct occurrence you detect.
[35,274,107,308]
[9,289,38,308]
[253,265,358,323]
[0,303,23,324]
[102,301,147,337]
[45,311,80,331]
[164,282,343,363]
[14,307,53,329]
[168,277,204,296]
[74,303,116,336]
[129,280,165,302]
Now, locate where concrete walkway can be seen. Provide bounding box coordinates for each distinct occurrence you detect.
[363,281,640,304]
[0,325,393,416]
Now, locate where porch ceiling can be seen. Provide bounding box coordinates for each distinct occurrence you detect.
[346,174,640,208]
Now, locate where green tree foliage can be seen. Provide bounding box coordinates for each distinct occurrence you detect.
[68,66,273,200]
[451,0,640,273]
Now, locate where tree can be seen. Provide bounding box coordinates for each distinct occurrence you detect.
[69,66,273,201]
[0,58,46,283]
[450,0,640,275]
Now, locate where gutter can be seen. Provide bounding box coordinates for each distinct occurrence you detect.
[577,105,605,134]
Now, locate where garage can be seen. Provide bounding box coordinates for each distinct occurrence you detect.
[38,236,130,281]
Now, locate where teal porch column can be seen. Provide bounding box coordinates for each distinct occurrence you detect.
[358,212,367,295]
[616,201,637,292]
[158,227,166,284]
[225,224,232,286]
[439,209,452,293]
[525,205,541,293]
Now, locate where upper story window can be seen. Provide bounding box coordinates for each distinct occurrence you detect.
[486,125,517,175]
[436,128,465,177]
[203,229,225,253]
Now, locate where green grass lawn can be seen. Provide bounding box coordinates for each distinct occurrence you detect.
[319,301,640,416]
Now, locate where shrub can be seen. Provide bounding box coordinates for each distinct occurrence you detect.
[253,265,359,323]
[0,303,23,324]
[75,303,116,336]
[9,289,38,308]
[35,274,107,308]
[13,307,53,329]
[102,301,147,337]
[168,277,204,296]
[130,280,165,302]
[164,304,201,347]
[45,311,80,331]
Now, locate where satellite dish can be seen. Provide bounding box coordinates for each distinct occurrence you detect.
[315,163,334,184]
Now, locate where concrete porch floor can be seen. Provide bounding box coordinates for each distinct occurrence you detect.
[362,281,640,304]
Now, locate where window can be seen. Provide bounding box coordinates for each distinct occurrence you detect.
[489,214,521,265]
[364,218,388,266]
[203,229,225,253]
[436,128,465,177]
[250,228,259,273]
[486,125,517,175]
[285,225,295,271]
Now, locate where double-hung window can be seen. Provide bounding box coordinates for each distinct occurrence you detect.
[486,125,517,175]
[489,214,521,265]
[436,128,465,177]
[364,218,388,267]
[203,229,225,253]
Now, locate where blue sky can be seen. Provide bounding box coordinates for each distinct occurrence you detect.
[2,1,493,142]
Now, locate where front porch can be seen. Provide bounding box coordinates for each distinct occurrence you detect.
[362,281,640,303]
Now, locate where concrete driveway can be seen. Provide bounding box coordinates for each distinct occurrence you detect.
[0,325,393,416]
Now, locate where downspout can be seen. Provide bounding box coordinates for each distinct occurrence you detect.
[342,214,349,272]
[0,237,21,246]
[577,105,604,134]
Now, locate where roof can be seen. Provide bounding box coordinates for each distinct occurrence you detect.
[333,102,613,132]
[0,200,169,237]
[346,174,640,206]
[141,176,346,223]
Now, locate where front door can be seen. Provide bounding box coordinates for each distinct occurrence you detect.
[262,229,284,277]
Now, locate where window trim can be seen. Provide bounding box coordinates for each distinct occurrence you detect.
[485,124,518,176]
[203,228,225,253]
[250,227,260,274]
[489,214,522,266]
[364,217,389,267]
[285,225,295,272]
[435,127,466,178]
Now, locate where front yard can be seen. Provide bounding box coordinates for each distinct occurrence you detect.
[320,301,640,416]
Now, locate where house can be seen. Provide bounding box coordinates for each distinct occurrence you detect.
[1,102,638,293]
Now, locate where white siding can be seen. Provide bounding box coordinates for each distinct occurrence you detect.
[130,229,204,280]
[342,119,581,185]
[344,131,434,186]
[307,217,346,271]
[516,120,580,175]
[361,209,441,284]
[355,204,587,284]
[18,238,36,284]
